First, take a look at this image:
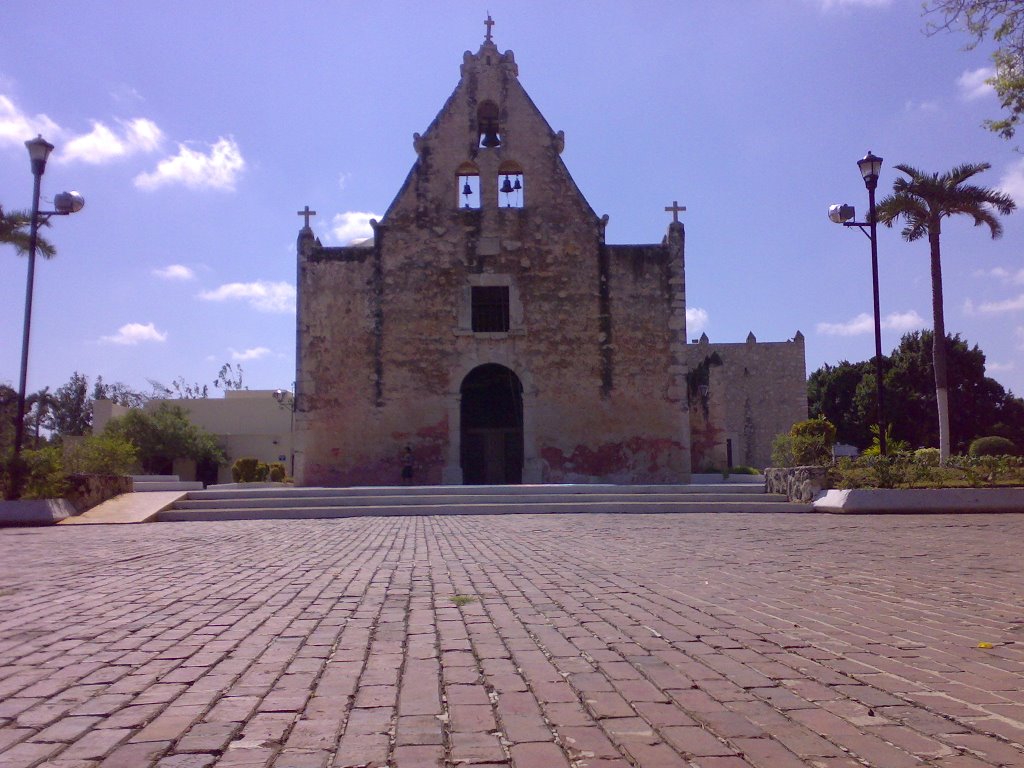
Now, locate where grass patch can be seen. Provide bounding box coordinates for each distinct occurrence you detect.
[449,594,476,607]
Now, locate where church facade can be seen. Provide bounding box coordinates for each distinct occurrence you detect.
[294,28,806,487]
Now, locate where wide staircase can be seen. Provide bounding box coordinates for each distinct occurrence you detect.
[157,480,810,522]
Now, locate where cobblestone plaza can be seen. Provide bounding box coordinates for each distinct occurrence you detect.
[1,513,1022,767]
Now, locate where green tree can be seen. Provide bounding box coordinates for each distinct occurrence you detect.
[925,1,1024,141]
[103,403,224,475]
[810,331,1024,451]
[0,205,56,257]
[807,360,873,448]
[47,371,93,437]
[877,163,1016,462]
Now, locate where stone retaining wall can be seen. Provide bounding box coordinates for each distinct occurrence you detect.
[765,466,829,503]
[66,474,133,514]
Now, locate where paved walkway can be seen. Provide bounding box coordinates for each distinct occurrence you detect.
[0,513,1022,767]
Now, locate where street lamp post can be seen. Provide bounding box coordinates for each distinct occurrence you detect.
[7,136,84,499]
[273,388,296,477]
[829,150,886,456]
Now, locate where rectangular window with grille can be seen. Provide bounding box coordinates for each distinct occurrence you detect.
[471,286,510,332]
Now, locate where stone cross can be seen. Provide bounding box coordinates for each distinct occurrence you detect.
[484,13,495,42]
[297,205,317,228]
[664,200,687,223]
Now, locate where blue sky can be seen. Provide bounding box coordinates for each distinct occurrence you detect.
[2,1,1023,402]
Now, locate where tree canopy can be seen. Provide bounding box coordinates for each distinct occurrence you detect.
[103,403,225,475]
[0,205,56,258]
[925,0,1024,141]
[809,331,1024,452]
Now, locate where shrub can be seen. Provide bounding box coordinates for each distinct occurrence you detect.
[269,462,286,482]
[64,434,138,475]
[770,433,794,467]
[255,462,270,482]
[913,447,941,466]
[232,457,260,483]
[790,417,836,466]
[20,446,69,499]
[969,436,1017,457]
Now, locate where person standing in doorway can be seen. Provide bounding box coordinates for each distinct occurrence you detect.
[401,445,414,485]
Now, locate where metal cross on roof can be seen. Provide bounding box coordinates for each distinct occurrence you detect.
[297,205,317,228]
[664,200,687,223]
[484,13,495,43]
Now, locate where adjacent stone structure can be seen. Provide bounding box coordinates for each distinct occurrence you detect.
[295,26,806,486]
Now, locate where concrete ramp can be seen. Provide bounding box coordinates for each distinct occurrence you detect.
[60,491,188,525]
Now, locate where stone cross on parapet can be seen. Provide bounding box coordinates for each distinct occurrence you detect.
[297,205,317,228]
[664,200,687,223]
[484,13,495,42]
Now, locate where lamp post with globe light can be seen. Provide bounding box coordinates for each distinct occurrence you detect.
[7,136,85,499]
[828,150,886,456]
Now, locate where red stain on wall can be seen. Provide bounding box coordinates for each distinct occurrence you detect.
[542,436,685,484]
[309,416,450,487]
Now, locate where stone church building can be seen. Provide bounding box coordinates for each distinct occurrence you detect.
[294,25,806,487]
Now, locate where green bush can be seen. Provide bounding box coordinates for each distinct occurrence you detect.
[20,446,69,499]
[913,447,941,466]
[790,417,836,465]
[231,457,260,483]
[255,462,270,482]
[969,436,1017,457]
[64,434,138,475]
[770,433,794,467]
[269,462,286,482]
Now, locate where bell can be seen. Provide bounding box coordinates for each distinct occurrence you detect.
[481,128,501,148]
[512,177,521,191]
[462,180,473,197]
[500,176,514,194]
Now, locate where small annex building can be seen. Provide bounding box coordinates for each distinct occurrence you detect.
[294,24,806,487]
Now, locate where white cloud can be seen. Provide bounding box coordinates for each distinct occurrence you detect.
[978,293,1024,314]
[958,67,996,100]
[1017,327,1024,349]
[816,0,891,9]
[199,281,296,313]
[0,94,61,147]
[974,266,1024,285]
[686,307,709,336]
[816,310,926,336]
[988,360,1015,373]
[152,264,195,281]
[100,322,168,345]
[230,346,271,362]
[135,136,245,191]
[330,211,380,244]
[999,157,1024,205]
[60,118,163,164]
[904,99,941,114]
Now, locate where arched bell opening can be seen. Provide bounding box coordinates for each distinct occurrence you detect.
[477,101,501,148]
[456,161,480,209]
[459,364,523,484]
[497,160,524,208]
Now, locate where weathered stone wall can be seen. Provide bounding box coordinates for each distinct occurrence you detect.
[687,333,807,470]
[765,466,829,503]
[65,474,133,514]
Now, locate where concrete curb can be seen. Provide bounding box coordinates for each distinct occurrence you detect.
[813,487,1024,514]
[0,498,76,526]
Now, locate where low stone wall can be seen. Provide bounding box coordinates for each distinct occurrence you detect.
[65,474,133,514]
[765,466,830,503]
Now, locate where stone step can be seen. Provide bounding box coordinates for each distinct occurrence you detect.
[159,498,812,522]
[133,479,204,492]
[172,490,782,510]
[191,482,763,501]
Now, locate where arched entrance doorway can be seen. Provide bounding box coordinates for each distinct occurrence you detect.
[460,364,524,484]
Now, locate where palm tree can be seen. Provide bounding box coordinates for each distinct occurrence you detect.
[0,205,56,258]
[877,163,1016,463]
